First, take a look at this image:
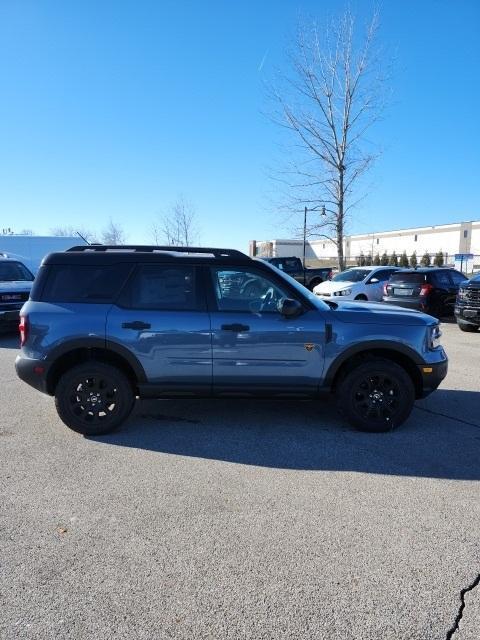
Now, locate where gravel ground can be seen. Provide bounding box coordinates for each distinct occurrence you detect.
[0,321,479,640]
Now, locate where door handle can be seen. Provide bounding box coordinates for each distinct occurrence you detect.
[221,323,250,332]
[122,321,151,330]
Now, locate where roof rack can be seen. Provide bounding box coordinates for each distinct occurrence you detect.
[66,245,250,261]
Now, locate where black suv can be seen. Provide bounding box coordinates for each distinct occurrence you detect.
[383,268,467,317]
[15,245,447,436]
[455,273,480,332]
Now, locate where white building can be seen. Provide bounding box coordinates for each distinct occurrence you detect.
[250,220,480,269]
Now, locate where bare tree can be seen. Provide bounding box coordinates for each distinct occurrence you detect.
[269,9,387,270]
[50,225,98,243]
[101,219,126,245]
[152,197,200,246]
[20,229,35,235]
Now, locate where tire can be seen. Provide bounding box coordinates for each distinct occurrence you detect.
[309,278,321,291]
[457,320,479,333]
[54,362,135,436]
[336,358,415,433]
[354,294,368,301]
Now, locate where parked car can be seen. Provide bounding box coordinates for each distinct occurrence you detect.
[383,268,467,318]
[0,257,34,332]
[261,256,333,290]
[16,245,447,435]
[313,266,401,302]
[454,272,480,332]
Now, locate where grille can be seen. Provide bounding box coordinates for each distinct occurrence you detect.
[464,288,480,307]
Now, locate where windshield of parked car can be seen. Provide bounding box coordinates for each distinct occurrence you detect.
[0,261,34,282]
[332,268,371,283]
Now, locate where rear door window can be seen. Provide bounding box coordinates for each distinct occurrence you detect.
[42,264,132,303]
[370,269,397,282]
[118,264,202,310]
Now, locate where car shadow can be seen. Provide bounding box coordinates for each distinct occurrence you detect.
[0,333,20,349]
[89,389,480,480]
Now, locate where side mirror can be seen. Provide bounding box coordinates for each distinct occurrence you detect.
[368,277,379,284]
[277,297,303,317]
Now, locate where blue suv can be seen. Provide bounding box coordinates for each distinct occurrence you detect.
[15,245,448,435]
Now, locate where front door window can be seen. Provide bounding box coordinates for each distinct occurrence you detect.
[211,268,290,313]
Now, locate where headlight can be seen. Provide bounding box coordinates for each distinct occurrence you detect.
[428,324,442,349]
[457,288,467,300]
[334,289,352,297]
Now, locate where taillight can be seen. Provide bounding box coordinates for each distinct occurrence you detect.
[19,315,28,346]
[327,270,333,280]
[419,283,433,296]
[383,284,388,296]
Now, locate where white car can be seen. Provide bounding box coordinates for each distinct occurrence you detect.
[313,266,401,302]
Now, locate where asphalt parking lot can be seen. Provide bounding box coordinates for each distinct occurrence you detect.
[1,322,479,640]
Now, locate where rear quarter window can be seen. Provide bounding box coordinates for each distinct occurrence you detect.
[41,264,132,303]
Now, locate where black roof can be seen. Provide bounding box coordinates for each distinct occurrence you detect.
[42,245,253,266]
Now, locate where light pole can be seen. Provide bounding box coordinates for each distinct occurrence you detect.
[303,205,326,270]
[303,206,307,270]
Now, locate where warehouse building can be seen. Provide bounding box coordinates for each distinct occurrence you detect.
[250,220,480,271]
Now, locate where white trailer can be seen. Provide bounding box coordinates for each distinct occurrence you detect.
[0,235,87,274]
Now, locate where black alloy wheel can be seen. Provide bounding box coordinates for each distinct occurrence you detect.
[55,362,134,435]
[337,358,415,432]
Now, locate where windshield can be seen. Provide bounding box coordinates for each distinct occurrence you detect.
[332,268,371,283]
[0,261,34,282]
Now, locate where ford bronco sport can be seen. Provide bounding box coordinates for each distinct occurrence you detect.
[15,245,448,435]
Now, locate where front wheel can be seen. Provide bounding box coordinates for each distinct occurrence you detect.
[354,294,368,301]
[336,358,415,432]
[54,362,135,435]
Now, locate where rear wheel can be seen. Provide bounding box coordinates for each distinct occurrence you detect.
[457,320,479,332]
[336,358,415,432]
[309,278,322,291]
[54,362,135,435]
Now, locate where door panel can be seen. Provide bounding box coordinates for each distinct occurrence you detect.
[106,264,212,394]
[209,267,326,395]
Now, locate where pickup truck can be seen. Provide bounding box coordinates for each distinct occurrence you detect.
[262,256,333,290]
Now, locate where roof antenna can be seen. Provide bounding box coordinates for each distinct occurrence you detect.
[76,231,90,245]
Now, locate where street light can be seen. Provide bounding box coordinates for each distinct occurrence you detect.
[303,205,326,269]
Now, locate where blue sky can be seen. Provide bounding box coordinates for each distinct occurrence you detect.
[0,0,479,251]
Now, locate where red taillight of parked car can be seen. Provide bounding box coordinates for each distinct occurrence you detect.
[19,315,28,346]
[383,283,388,296]
[419,283,433,296]
[327,270,333,280]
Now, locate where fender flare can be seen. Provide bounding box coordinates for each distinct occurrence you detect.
[323,339,425,387]
[46,337,147,383]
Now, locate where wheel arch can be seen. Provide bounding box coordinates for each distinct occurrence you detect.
[46,339,146,395]
[325,343,424,399]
